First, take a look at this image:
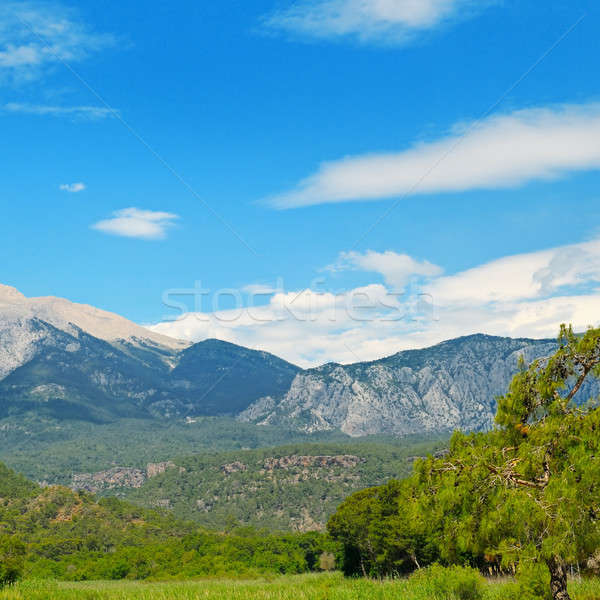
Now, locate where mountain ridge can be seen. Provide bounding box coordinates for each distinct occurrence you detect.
[3,283,593,440]
[238,333,567,436]
[0,286,301,421]
[0,283,188,351]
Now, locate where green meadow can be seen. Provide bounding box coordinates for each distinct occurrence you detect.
[2,573,600,600]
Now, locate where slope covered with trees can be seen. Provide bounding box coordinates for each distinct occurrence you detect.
[0,463,335,584]
[0,415,350,485]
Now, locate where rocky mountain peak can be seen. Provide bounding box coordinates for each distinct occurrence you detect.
[0,282,188,351]
[0,284,26,303]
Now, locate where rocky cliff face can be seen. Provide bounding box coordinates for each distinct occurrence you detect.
[0,317,49,381]
[71,461,183,494]
[262,455,364,471]
[238,334,562,436]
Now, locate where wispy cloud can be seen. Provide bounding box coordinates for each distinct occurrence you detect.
[92,208,179,240]
[150,238,600,367]
[0,1,114,83]
[263,0,496,45]
[426,238,600,305]
[59,182,85,193]
[268,103,600,208]
[327,250,442,291]
[3,102,116,120]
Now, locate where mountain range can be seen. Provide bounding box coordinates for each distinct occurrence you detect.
[0,284,298,422]
[238,334,563,436]
[1,283,590,438]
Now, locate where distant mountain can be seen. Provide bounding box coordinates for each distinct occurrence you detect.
[3,284,596,439]
[0,319,164,422]
[0,286,299,421]
[171,339,300,415]
[0,284,186,358]
[238,334,568,436]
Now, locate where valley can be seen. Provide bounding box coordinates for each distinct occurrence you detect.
[0,286,563,533]
[87,439,446,531]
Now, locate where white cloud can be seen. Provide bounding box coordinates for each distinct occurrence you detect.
[263,0,495,44]
[0,1,114,83]
[426,238,600,304]
[269,103,600,208]
[92,208,179,240]
[328,249,442,290]
[149,238,600,367]
[3,103,116,119]
[59,182,85,193]
[150,283,405,367]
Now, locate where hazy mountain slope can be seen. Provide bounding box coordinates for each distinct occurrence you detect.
[0,328,303,422]
[170,339,300,415]
[0,285,303,421]
[238,334,562,436]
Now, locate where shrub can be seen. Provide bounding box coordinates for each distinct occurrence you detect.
[409,564,485,600]
[319,552,336,571]
[0,537,26,587]
[499,562,551,600]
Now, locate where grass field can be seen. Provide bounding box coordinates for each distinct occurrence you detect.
[2,573,600,600]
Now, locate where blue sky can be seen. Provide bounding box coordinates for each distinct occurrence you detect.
[1,0,600,366]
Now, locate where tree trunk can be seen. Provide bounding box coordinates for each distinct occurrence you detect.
[360,555,367,578]
[546,556,571,600]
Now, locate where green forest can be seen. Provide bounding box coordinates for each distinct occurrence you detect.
[0,461,337,583]
[0,415,352,485]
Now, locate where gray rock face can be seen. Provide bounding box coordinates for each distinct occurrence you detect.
[71,467,147,493]
[0,317,48,380]
[71,461,183,494]
[238,335,561,436]
[146,461,180,478]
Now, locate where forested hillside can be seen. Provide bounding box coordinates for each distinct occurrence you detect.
[0,463,335,582]
[0,416,351,484]
[120,438,446,531]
